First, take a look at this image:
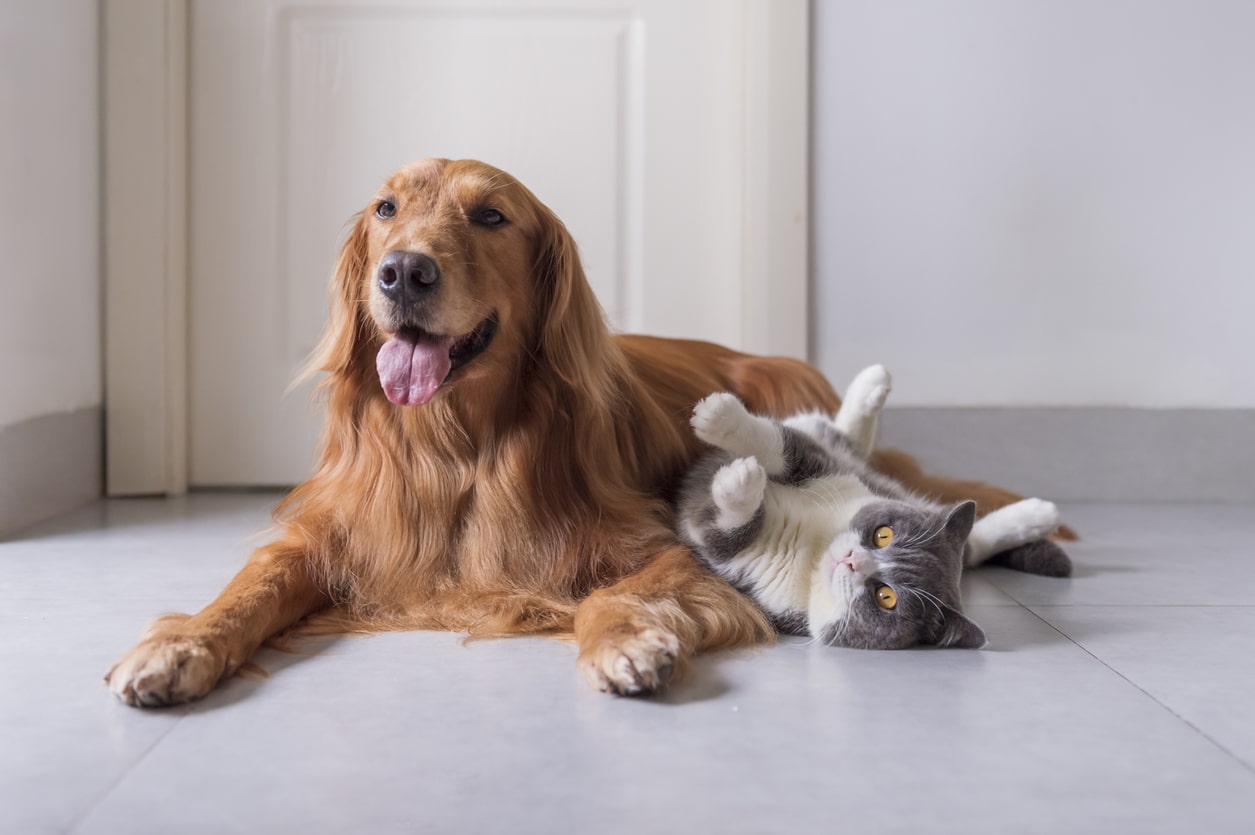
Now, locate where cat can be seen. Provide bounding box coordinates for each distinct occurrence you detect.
[674,364,1071,650]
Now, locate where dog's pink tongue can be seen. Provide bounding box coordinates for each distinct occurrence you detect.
[376,333,454,407]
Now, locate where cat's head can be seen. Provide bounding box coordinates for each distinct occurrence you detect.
[809,500,986,650]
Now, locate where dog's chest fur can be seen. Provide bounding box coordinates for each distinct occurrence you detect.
[329,399,677,608]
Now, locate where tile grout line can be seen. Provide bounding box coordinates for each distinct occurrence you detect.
[64,708,191,834]
[1027,603,1255,608]
[975,571,1255,774]
[1018,603,1255,778]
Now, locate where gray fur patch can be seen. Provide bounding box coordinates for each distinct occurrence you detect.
[988,539,1073,577]
[770,610,810,636]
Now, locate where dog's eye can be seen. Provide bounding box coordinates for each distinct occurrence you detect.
[473,208,506,227]
[375,201,397,219]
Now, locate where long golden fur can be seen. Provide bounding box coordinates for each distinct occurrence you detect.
[107,159,1036,705]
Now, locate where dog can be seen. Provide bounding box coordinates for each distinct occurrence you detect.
[107,159,1029,705]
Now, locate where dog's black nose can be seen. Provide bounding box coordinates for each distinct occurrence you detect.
[378,251,440,303]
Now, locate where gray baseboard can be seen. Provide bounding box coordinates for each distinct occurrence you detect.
[876,408,1255,503]
[0,407,1248,538]
[0,407,102,539]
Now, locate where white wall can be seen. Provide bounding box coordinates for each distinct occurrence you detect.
[0,0,101,428]
[812,0,1255,408]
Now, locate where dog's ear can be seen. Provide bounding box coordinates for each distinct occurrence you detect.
[534,206,613,391]
[300,210,373,385]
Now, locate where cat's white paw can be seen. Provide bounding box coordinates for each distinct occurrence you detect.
[966,498,1061,567]
[844,364,892,415]
[986,497,1060,541]
[691,392,751,450]
[712,457,767,529]
[1008,498,1060,539]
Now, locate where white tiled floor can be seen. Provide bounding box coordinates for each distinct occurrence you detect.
[2,494,1253,834]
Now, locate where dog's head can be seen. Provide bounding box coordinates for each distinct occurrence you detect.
[314,158,603,407]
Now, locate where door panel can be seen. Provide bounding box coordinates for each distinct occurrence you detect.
[187,0,806,486]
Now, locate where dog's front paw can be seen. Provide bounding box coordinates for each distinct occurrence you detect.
[106,620,230,708]
[578,623,682,697]
[691,392,750,450]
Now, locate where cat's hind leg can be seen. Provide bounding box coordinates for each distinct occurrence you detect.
[691,393,786,476]
[834,364,893,458]
[711,457,768,531]
[986,539,1073,577]
[965,498,1061,567]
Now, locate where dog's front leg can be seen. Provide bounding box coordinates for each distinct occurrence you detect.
[106,536,327,707]
[574,543,772,696]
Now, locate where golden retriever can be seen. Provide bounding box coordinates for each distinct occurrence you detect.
[107,158,1030,705]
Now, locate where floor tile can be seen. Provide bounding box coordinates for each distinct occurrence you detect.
[960,570,1021,606]
[4,495,1254,835]
[72,607,1255,835]
[0,494,278,607]
[1031,604,1255,769]
[980,503,1255,606]
[0,607,189,835]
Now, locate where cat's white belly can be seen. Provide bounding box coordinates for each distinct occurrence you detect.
[727,474,877,616]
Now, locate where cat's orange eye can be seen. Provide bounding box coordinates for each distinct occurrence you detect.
[873,526,894,547]
[875,585,898,610]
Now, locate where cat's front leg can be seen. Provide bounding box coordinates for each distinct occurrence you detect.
[965,498,1060,567]
[691,393,786,475]
[834,364,892,458]
[711,457,768,530]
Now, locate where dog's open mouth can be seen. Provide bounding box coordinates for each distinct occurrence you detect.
[376,314,498,407]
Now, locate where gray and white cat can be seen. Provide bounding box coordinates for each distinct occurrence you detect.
[675,365,1071,650]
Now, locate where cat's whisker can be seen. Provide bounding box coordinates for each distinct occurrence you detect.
[902,584,946,619]
[911,584,948,611]
[828,608,855,646]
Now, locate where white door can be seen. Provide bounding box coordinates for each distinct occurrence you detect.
[106,0,809,491]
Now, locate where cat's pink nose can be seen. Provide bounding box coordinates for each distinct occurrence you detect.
[841,551,873,574]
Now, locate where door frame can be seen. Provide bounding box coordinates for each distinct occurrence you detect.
[103,0,811,496]
[104,0,189,496]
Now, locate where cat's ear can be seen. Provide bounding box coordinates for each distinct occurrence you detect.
[944,501,978,543]
[937,606,987,649]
